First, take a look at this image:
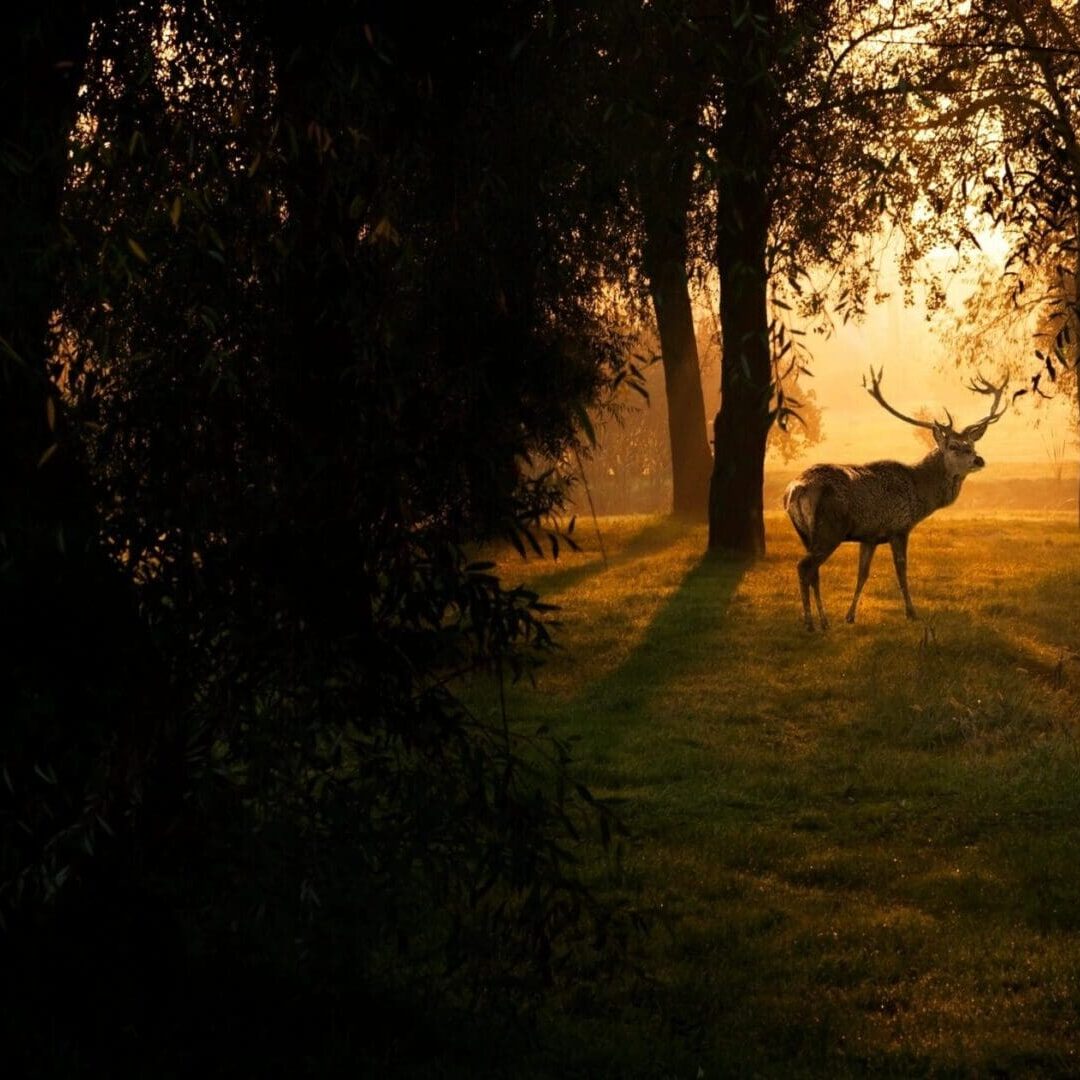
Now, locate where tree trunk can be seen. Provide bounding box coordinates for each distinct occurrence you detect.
[1074,207,1080,530]
[708,189,772,557]
[1075,366,1080,529]
[641,192,712,520]
[705,0,778,557]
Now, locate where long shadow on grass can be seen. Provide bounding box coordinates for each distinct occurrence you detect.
[569,548,748,719]
[552,547,1080,1075]
[522,516,693,597]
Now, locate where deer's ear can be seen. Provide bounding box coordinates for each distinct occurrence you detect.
[932,423,949,449]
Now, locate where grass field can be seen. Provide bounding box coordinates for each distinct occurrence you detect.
[473,511,1080,1077]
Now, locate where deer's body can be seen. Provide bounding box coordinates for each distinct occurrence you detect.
[785,369,1007,631]
[785,453,964,548]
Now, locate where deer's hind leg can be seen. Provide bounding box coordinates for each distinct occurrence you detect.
[796,555,815,630]
[797,538,841,631]
[845,542,877,624]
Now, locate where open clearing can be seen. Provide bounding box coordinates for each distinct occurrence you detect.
[476,512,1080,1077]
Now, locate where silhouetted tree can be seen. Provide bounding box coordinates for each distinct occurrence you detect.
[4,1,639,1070]
[603,0,716,518]
[904,0,1080,523]
[704,0,922,555]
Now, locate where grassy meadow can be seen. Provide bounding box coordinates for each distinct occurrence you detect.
[470,511,1080,1077]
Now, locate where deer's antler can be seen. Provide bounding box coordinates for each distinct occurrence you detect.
[960,372,1008,442]
[864,367,944,431]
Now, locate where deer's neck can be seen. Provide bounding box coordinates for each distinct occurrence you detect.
[913,450,964,517]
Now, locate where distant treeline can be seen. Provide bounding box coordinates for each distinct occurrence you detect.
[581,464,1080,517]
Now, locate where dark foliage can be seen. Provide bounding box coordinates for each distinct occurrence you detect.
[1,2,639,1072]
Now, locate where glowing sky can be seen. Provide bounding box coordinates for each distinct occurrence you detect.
[766,289,1078,467]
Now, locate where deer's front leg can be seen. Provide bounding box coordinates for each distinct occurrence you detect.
[846,542,876,623]
[889,533,917,619]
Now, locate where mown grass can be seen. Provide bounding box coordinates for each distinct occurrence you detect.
[470,511,1080,1078]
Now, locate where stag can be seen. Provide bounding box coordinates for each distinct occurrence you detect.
[783,369,1008,630]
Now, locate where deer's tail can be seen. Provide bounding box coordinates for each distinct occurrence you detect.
[783,479,818,549]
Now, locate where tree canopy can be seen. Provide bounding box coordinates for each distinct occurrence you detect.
[3,2,640,1070]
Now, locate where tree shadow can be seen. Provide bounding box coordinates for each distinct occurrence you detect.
[523,531,1080,1073]
[521,516,695,597]
[569,548,749,714]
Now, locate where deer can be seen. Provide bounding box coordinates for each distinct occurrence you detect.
[783,368,1008,631]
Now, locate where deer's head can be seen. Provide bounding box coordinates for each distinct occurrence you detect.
[865,368,1008,477]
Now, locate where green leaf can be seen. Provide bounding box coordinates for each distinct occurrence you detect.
[33,762,57,785]
[0,334,25,367]
[372,217,400,245]
[508,34,529,62]
[573,402,596,447]
[127,237,149,262]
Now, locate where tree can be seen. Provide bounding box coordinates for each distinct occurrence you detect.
[576,0,914,544]
[539,0,716,520]
[616,0,716,519]
[704,0,919,555]
[909,0,1080,523]
[1,11,214,1071]
[0,0,184,922]
[5,1,640,1068]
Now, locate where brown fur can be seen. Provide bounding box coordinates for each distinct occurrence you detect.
[784,435,984,630]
